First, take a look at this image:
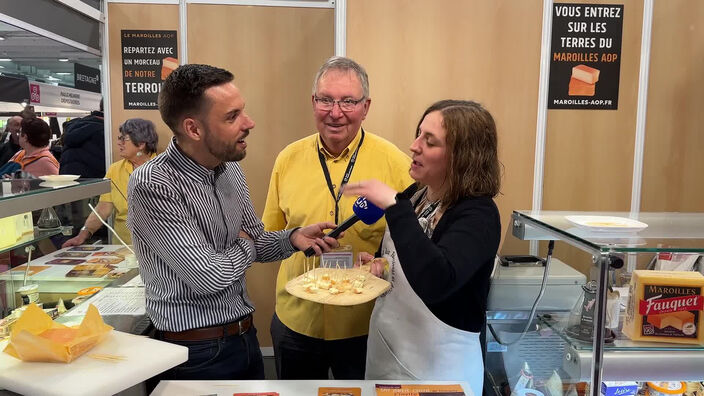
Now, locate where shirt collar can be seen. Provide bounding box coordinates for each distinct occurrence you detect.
[165,137,220,183]
[125,152,157,172]
[316,128,363,160]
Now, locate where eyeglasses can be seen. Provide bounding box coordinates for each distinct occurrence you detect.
[314,96,365,112]
[117,135,131,142]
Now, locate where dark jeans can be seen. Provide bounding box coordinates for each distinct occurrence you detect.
[146,324,264,393]
[270,313,367,380]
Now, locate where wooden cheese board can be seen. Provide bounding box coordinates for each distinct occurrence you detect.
[285,267,391,306]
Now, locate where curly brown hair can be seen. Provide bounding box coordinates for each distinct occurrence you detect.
[415,100,501,207]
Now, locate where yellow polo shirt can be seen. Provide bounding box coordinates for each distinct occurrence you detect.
[263,130,413,340]
[99,154,155,244]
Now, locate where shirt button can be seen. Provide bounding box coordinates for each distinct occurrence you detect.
[332,184,336,189]
[330,211,334,216]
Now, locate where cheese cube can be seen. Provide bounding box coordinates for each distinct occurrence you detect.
[572,64,600,84]
[622,270,704,345]
[568,77,595,96]
[161,57,178,80]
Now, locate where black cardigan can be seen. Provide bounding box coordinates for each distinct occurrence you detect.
[382,185,501,333]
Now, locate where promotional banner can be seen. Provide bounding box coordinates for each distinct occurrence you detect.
[548,4,624,110]
[28,81,101,111]
[120,30,178,109]
[74,63,101,93]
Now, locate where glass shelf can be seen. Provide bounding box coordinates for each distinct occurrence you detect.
[538,313,704,352]
[0,178,109,218]
[0,226,71,255]
[513,210,704,253]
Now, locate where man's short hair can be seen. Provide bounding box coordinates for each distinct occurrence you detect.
[312,56,370,99]
[158,64,234,135]
[20,117,51,147]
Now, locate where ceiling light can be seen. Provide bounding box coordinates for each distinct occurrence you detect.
[58,58,69,62]
[0,58,11,62]
[0,37,5,41]
[0,66,4,69]
[55,72,71,75]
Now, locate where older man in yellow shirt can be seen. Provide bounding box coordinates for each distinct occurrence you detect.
[263,56,413,380]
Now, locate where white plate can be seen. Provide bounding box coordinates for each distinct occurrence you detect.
[38,174,80,182]
[565,215,648,232]
[39,181,79,189]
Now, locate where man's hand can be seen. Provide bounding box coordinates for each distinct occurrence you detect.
[342,179,398,209]
[290,222,340,256]
[239,230,252,240]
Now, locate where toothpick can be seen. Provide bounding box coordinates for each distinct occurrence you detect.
[88,203,135,255]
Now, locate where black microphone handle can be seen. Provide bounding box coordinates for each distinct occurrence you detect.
[303,214,359,257]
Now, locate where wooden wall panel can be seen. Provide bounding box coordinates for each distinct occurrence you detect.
[107,3,179,160]
[543,0,642,212]
[641,0,704,212]
[187,4,334,347]
[542,0,643,275]
[347,0,543,257]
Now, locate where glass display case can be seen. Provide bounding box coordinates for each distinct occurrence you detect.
[0,178,110,316]
[486,210,704,396]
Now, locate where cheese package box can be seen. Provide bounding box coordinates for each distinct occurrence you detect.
[623,270,704,344]
[601,382,638,396]
[572,64,600,84]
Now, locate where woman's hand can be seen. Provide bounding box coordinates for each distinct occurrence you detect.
[356,252,385,278]
[342,179,398,209]
[356,252,375,269]
[290,222,341,256]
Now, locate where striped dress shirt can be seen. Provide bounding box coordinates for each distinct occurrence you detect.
[127,138,296,332]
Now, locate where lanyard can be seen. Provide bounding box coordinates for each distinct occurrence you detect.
[317,129,365,223]
[416,189,441,237]
[416,188,441,219]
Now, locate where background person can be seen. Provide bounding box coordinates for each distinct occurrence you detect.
[0,116,22,165]
[62,118,158,247]
[343,100,502,396]
[262,56,413,380]
[60,99,105,178]
[6,117,59,177]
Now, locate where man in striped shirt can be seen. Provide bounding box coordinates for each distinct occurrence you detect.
[127,64,339,384]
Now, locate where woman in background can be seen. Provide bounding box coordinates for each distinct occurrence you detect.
[343,100,501,396]
[63,118,158,247]
[7,117,59,177]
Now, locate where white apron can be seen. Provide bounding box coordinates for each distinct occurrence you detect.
[365,227,484,396]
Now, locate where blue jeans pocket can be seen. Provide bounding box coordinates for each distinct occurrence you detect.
[174,339,223,372]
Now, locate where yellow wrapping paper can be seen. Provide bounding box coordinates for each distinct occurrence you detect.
[3,303,113,363]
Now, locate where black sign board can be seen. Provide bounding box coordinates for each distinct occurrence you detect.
[74,63,101,93]
[548,4,624,110]
[0,75,29,103]
[120,30,178,109]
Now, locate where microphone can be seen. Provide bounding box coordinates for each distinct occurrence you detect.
[303,196,384,257]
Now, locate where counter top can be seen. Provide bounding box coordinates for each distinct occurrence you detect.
[0,330,187,396]
[152,380,472,396]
